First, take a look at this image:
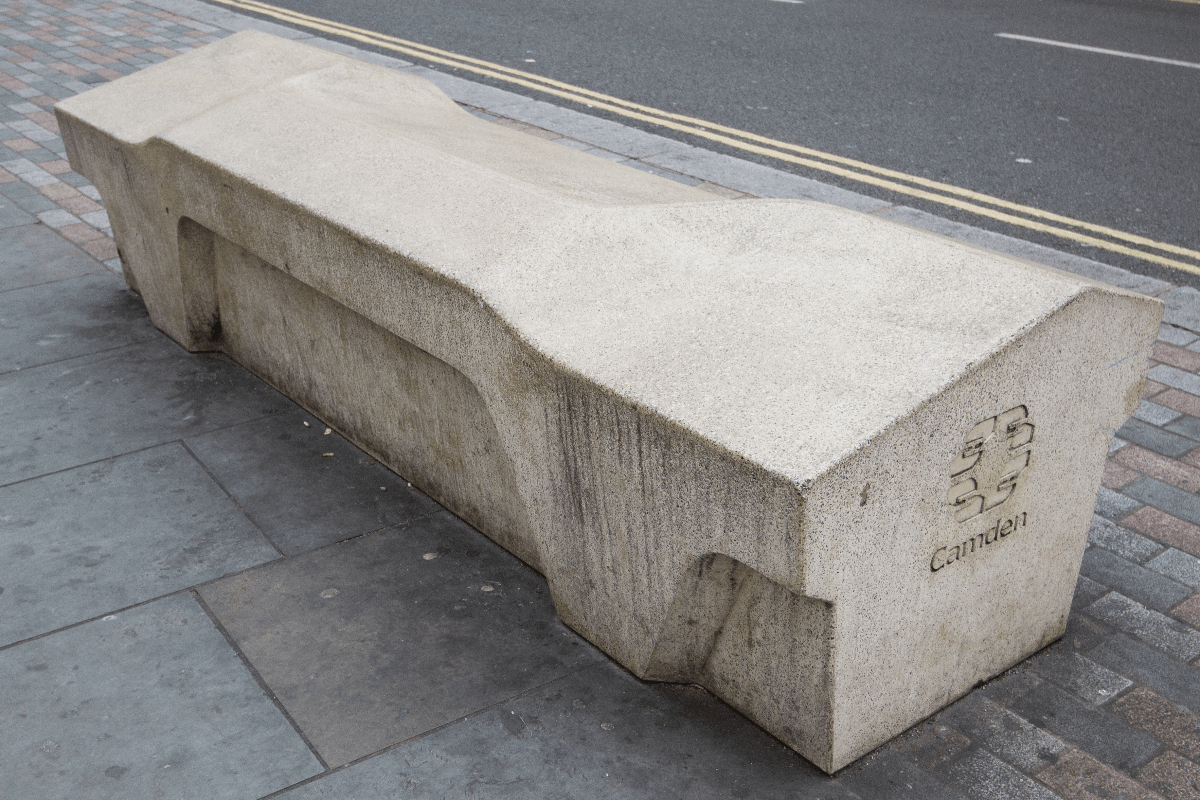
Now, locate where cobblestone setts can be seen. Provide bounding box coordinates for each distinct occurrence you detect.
[3,1,1199,798]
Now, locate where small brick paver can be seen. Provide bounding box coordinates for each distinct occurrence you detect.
[1126,478,1200,532]
[1080,550,1192,612]
[3,0,1200,798]
[1171,594,1200,628]
[1089,515,1164,564]
[1124,506,1200,558]
[1103,458,1141,490]
[1157,387,1200,419]
[1138,752,1200,800]
[1117,419,1198,458]
[1113,687,1200,763]
[1115,443,1200,492]
[1035,748,1165,800]
[1155,342,1200,373]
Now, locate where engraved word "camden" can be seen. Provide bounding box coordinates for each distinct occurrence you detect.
[930,512,1028,572]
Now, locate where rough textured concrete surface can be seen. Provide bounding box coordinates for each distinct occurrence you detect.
[54,31,1162,773]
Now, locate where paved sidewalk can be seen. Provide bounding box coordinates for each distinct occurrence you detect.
[2,1,1200,798]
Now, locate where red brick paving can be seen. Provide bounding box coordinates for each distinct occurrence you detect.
[37,158,72,175]
[1144,379,1169,398]
[1170,594,1200,629]
[57,194,103,215]
[1137,752,1200,800]
[58,222,104,244]
[1113,444,1200,492]
[3,137,40,151]
[1154,388,1200,420]
[1113,687,1200,763]
[1034,748,1164,800]
[1103,459,1141,490]
[81,237,118,261]
[1122,507,1200,558]
[37,182,82,201]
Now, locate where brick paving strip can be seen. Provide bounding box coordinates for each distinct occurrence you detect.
[3,1,1200,798]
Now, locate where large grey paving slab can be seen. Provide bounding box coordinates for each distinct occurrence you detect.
[837,749,964,800]
[0,443,279,647]
[1162,286,1200,335]
[0,181,59,215]
[0,270,158,374]
[0,593,322,799]
[0,337,290,486]
[276,661,856,800]
[199,512,604,767]
[184,414,443,556]
[0,222,106,292]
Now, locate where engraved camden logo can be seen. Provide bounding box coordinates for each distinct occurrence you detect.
[947,406,1034,523]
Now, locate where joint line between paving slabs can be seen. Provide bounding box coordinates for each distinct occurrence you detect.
[190,588,333,773]
[0,587,196,655]
[254,663,615,800]
[0,337,162,379]
[0,437,198,491]
[179,438,287,558]
[361,505,445,538]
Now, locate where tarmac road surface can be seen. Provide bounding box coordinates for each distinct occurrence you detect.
[218,0,1200,286]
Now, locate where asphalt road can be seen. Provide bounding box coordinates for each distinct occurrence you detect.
[223,0,1200,285]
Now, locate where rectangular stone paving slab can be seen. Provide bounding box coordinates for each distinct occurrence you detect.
[274,662,855,800]
[0,222,108,292]
[56,30,1162,772]
[184,413,444,555]
[198,512,604,767]
[0,267,157,373]
[0,337,291,485]
[0,442,279,647]
[0,593,321,799]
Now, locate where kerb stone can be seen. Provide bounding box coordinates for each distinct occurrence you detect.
[54,31,1161,773]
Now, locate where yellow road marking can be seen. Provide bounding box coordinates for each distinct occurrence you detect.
[209,0,1200,277]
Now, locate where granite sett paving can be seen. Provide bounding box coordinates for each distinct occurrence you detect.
[2,0,1199,797]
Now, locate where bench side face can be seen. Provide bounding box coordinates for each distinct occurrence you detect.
[179,218,539,567]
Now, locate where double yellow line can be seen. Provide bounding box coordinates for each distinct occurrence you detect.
[211,0,1200,277]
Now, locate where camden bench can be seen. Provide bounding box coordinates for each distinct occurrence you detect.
[55,31,1161,773]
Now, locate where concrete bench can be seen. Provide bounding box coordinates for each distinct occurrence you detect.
[56,31,1161,773]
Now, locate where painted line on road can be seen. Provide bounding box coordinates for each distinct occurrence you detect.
[996,33,1200,69]
[207,0,1200,277]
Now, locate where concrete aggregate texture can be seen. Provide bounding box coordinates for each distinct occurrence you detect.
[0,0,1198,797]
